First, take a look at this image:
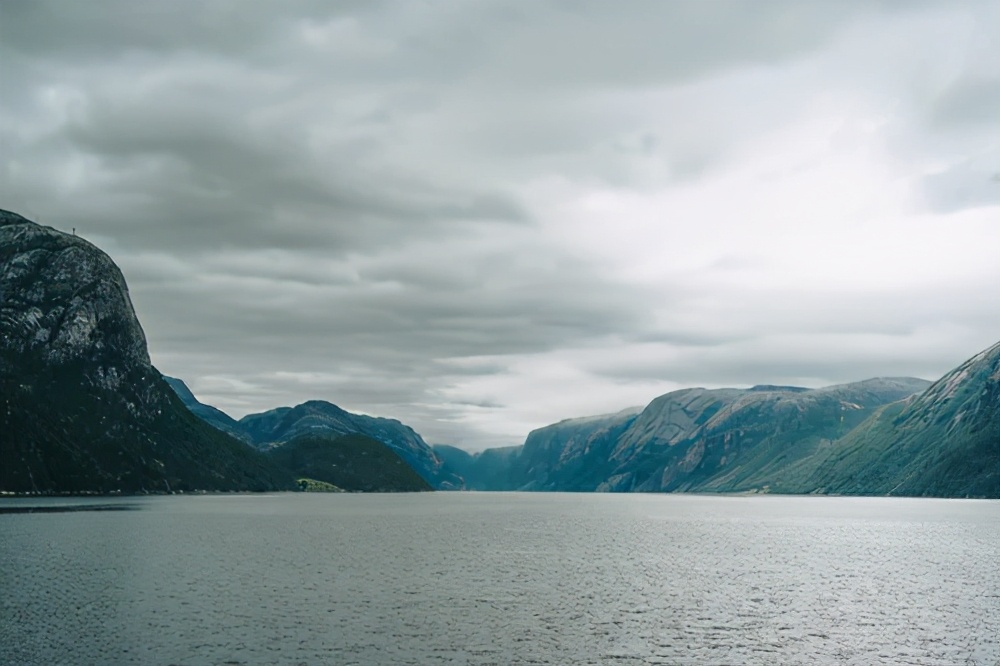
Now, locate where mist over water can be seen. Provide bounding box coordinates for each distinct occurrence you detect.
[2,493,997,665]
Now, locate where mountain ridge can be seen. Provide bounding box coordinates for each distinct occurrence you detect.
[165,377,461,489]
[436,370,997,497]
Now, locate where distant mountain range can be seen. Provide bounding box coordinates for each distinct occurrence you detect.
[164,377,461,489]
[434,359,996,497]
[2,208,996,497]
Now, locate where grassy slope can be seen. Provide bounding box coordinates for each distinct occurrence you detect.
[773,347,1000,498]
[267,433,432,492]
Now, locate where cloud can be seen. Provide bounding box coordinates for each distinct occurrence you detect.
[2,1,998,450]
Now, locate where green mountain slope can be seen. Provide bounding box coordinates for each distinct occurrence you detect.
[236,400,462,489]
[672,378,934,493]
[504,379,927,494]
[267,433,432,492]
[781,341,1000,498]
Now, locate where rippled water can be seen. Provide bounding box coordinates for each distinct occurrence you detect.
[1,493,997,665]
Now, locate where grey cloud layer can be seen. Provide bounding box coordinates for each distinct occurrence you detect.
[2,1,998,449]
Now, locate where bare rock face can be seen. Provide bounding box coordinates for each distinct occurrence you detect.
[0,210,293,493]
[0,209,149,390]
[511,408,643,491]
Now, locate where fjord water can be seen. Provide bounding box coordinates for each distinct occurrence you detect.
[1,494,997,665]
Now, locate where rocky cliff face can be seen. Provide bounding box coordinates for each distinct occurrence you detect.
[0,209,149,388]
[0,210,293,493]
[600,388,745,491]
[511,408,643,491]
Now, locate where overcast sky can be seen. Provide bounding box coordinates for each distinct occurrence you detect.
[2,1,998,450]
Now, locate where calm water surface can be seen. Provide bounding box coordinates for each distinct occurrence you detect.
[1,493,997,665]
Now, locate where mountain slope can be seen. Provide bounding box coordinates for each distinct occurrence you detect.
[454,378,933,495]
[510,407,643,491]
[267,433,432,492]
[163,376,250,443]
[0,209,294,493]
[599,388,746,491]
[590,379,930,492]
[238,400,462,489]
[783,342,1000,498]
[668,378,934,493]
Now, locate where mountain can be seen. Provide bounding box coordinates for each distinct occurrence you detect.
[226,399,461,489]
[600,388,746,491]
[433,444,522,490]
[162,376,250,443]
[165,375,446,492]
[602,378,932,493]
[457,377,936,494]
[509,407,644,491]
[267,433,432,492]
[782,342,1000,498]
[0,210,294,493]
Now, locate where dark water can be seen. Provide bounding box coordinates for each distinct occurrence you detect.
[1,493,997,665]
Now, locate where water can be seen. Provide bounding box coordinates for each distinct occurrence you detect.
[1,493,997,665]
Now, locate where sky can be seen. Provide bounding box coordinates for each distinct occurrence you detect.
[2,1,998,451]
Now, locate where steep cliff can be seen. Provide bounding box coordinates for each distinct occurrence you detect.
[0,210,294,493]
[511,408,643,491]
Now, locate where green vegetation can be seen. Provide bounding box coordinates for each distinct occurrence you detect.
[268,433,433,492]
[777,346,1000,497]
[296,478,344,493]
[0,370,296,493]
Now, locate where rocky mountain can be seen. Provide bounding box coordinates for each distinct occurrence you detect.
[602,378,932,493]
[509,407,644,491]
[0,210,294,493]
[457,376,940,495]
[781,341,1000,498]
[267,433,432,492]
